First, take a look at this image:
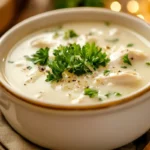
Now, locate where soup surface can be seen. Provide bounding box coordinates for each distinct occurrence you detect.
[5,22,150,105]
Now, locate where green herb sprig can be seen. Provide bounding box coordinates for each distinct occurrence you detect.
[46,43,110,82]
[26,43,110,82]
[127,43,134,47]
[122,54,132,66]
[146,62,150,66]
[25,47,49,66]
[103,70,110,76]
[64,30,78,40]
[84,88,98,98]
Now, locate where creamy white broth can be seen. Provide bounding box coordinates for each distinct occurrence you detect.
[5,22,150,105]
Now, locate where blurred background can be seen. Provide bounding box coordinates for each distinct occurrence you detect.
[0,0,150,35]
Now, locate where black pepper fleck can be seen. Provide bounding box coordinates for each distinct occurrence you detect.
[106,46,110,49]
[38,66,45,72]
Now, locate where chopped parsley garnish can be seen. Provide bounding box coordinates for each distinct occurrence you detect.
[114,92,122,97]
[84,88,98,98]
[46,43,110,82]
[121,66,127,69]
[27,66,32,70]
[53,32,59,39]
[25,47,49,66]
[122,54,132,66]
[26,43,110,82]
[127,43,134,47]
[104,21,111,26]
[146,62,150,66]
[8,60,14,63]
[64,30,78,40]
[105,92,122,98]
[103,70,110,76]
[98,97,103,101]
[105,92,111,98]
[105,38,119,43]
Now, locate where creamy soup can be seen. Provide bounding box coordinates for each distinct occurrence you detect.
[5,22,150,105]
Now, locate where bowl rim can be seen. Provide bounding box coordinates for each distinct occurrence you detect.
[0,7,150,111]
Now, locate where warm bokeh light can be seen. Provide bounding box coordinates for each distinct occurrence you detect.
[127,0,139,13]
[137,14,145,20]
[110,1,121,12]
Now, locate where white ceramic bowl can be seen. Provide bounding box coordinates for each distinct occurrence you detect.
[0,8,150,150]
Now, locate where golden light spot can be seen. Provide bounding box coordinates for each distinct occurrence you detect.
[127,0,139,13]
[110,1,121,12]
[137,14,145,20]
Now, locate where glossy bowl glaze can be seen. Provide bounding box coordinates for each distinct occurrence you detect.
[0,8,150,150]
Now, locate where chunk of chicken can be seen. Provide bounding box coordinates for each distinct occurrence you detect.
[128,49,147,60]
[71,94,86,104]
[110,49,147,64]
[31,38,57,48]
[109,28,118,36]
[34,91,44,99]
[25,70,43,84]
[95,71,142,85]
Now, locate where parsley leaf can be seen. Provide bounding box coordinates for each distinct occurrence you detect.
[27,66,32,70]
[122,54,132,66]
[114,92,122,97]
[46,43,110,82]
[8,60,14,63]
[46,71,62,82]
[105,92,122,98]
[64,30,78,39]
[84,88,98,98]
[104,21,111,26]
[105,92,111,98]
[53,32,59,39]
[146,62,150,66]
[46,58,67,82]
[121,66,127,69]
[25,47,49,66]
[103,70,110,76]
[105,38,119,43]
[127,43,134,47]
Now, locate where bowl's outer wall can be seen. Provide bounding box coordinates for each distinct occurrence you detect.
[0,83,150,150]
[0,8,150,149]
